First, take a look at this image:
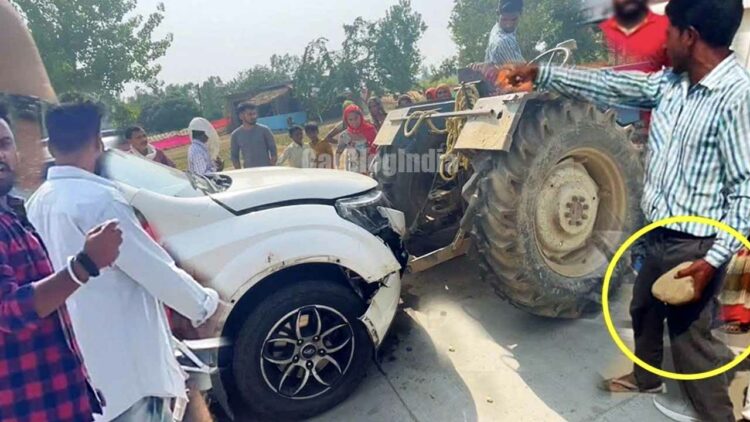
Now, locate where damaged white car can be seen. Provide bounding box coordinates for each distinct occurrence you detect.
[97,150,407,420]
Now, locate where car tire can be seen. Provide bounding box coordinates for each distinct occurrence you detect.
[230,279,372,420]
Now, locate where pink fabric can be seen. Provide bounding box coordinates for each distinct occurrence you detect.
[151,118,230,151]
[152,135,190,151]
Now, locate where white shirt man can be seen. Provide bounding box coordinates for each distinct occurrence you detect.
[28,165,220,421]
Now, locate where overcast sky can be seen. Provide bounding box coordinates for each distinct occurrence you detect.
[132,0,459,88]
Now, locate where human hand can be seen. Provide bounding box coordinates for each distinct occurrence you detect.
[215,157,225,172]
[83,220,122,270]
[677,259,717,303]
[499,64,540,92]
[196,301,231,338]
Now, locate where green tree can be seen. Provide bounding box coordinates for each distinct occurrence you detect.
[430,56,459,83]
[449,0,604,66]
[110,100,141,129]
[516,0,605,63]
[198,77,227,121]
[294,38,339,121]
[449,0,496,65]
[13,0,173,98]
[140,96,200,133]
[370,0,428,94]
[270,54,301,80]
[225,65,289,95]
[340,17,378,93]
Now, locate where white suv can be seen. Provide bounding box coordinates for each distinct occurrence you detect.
[97,150,407,420]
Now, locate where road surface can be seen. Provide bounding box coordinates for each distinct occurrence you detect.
[311,256,749,422]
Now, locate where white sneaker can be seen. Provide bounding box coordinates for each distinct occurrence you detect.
[653,396,700,422]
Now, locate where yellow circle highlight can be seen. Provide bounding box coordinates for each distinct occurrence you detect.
[602,215,750,381]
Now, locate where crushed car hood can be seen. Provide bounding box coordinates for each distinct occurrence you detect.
[209,167,377,213]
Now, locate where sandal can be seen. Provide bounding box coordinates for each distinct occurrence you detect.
[719,322,749,335]
[601,373,666,394]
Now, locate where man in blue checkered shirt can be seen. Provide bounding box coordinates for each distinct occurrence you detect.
[485,0,525,65]
[506,0,747,419]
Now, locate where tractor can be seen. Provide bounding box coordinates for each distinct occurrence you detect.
[372,3,750,319]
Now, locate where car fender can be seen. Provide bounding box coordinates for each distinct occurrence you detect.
[143,202,401,302]
[212,206,402,304]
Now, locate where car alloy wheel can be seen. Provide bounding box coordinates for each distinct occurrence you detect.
[260,305,356,400]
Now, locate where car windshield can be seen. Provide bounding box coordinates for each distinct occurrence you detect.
[99,150,207,197]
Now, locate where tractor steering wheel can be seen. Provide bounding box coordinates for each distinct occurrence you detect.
[530,47,572,67]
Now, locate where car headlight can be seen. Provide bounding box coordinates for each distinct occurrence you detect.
[335,190,392,233]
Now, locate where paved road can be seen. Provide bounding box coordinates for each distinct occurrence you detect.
[311,256,749,422]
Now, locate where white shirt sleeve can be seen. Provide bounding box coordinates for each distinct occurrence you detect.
[87,199,219,326]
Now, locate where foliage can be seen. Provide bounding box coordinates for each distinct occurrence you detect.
[294,38,339,121]
[224,65,289,96]
[449,0,496,65]
[369,0,428,94]
[270,54,301,81]
[449,0,605,66]
[294,1,427,120]
[423,56,459,84]
[139,96,200,133]
[13,0,173,98]
[516,0,605,64]
[110,100,141,129]
[197,77,227,121]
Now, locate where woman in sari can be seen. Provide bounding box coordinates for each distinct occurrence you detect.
[335,104,378,175]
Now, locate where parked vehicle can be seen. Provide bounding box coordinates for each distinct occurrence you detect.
[95,150,407,420]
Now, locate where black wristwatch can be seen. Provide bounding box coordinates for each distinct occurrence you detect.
[76,252,100,278]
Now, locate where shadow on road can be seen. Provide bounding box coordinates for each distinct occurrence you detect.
[311,293,479,422]
[381,256,667,421]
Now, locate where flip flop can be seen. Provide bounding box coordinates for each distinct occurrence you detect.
[601,374,666,394]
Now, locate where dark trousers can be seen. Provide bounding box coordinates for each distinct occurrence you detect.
[631,228,734,421]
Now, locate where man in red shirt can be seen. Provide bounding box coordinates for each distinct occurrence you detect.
[600,0,670,72]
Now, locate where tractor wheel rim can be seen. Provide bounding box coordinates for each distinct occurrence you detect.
[534,147,628,278]
[260,305,355,400]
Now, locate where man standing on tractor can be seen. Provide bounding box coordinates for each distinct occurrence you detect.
[505,0,748,420]
[485,0,525,65]
[600,0,670,72]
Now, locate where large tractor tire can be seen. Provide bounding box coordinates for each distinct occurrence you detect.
[472,98,643,318]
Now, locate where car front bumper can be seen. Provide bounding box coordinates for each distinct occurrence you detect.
[359,272,401,349]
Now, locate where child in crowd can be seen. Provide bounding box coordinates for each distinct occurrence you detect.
[305,122,335,169]
[277,125,312,168]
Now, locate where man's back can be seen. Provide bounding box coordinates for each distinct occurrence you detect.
[230,124,277,168]
[28,166,217,421]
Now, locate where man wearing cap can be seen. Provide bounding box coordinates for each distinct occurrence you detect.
[485,0,525,65]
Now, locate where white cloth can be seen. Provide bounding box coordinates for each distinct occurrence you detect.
[277,142,313,168]
[130,144,158,161]
[188,117,220,160]
[27,166,220,421]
